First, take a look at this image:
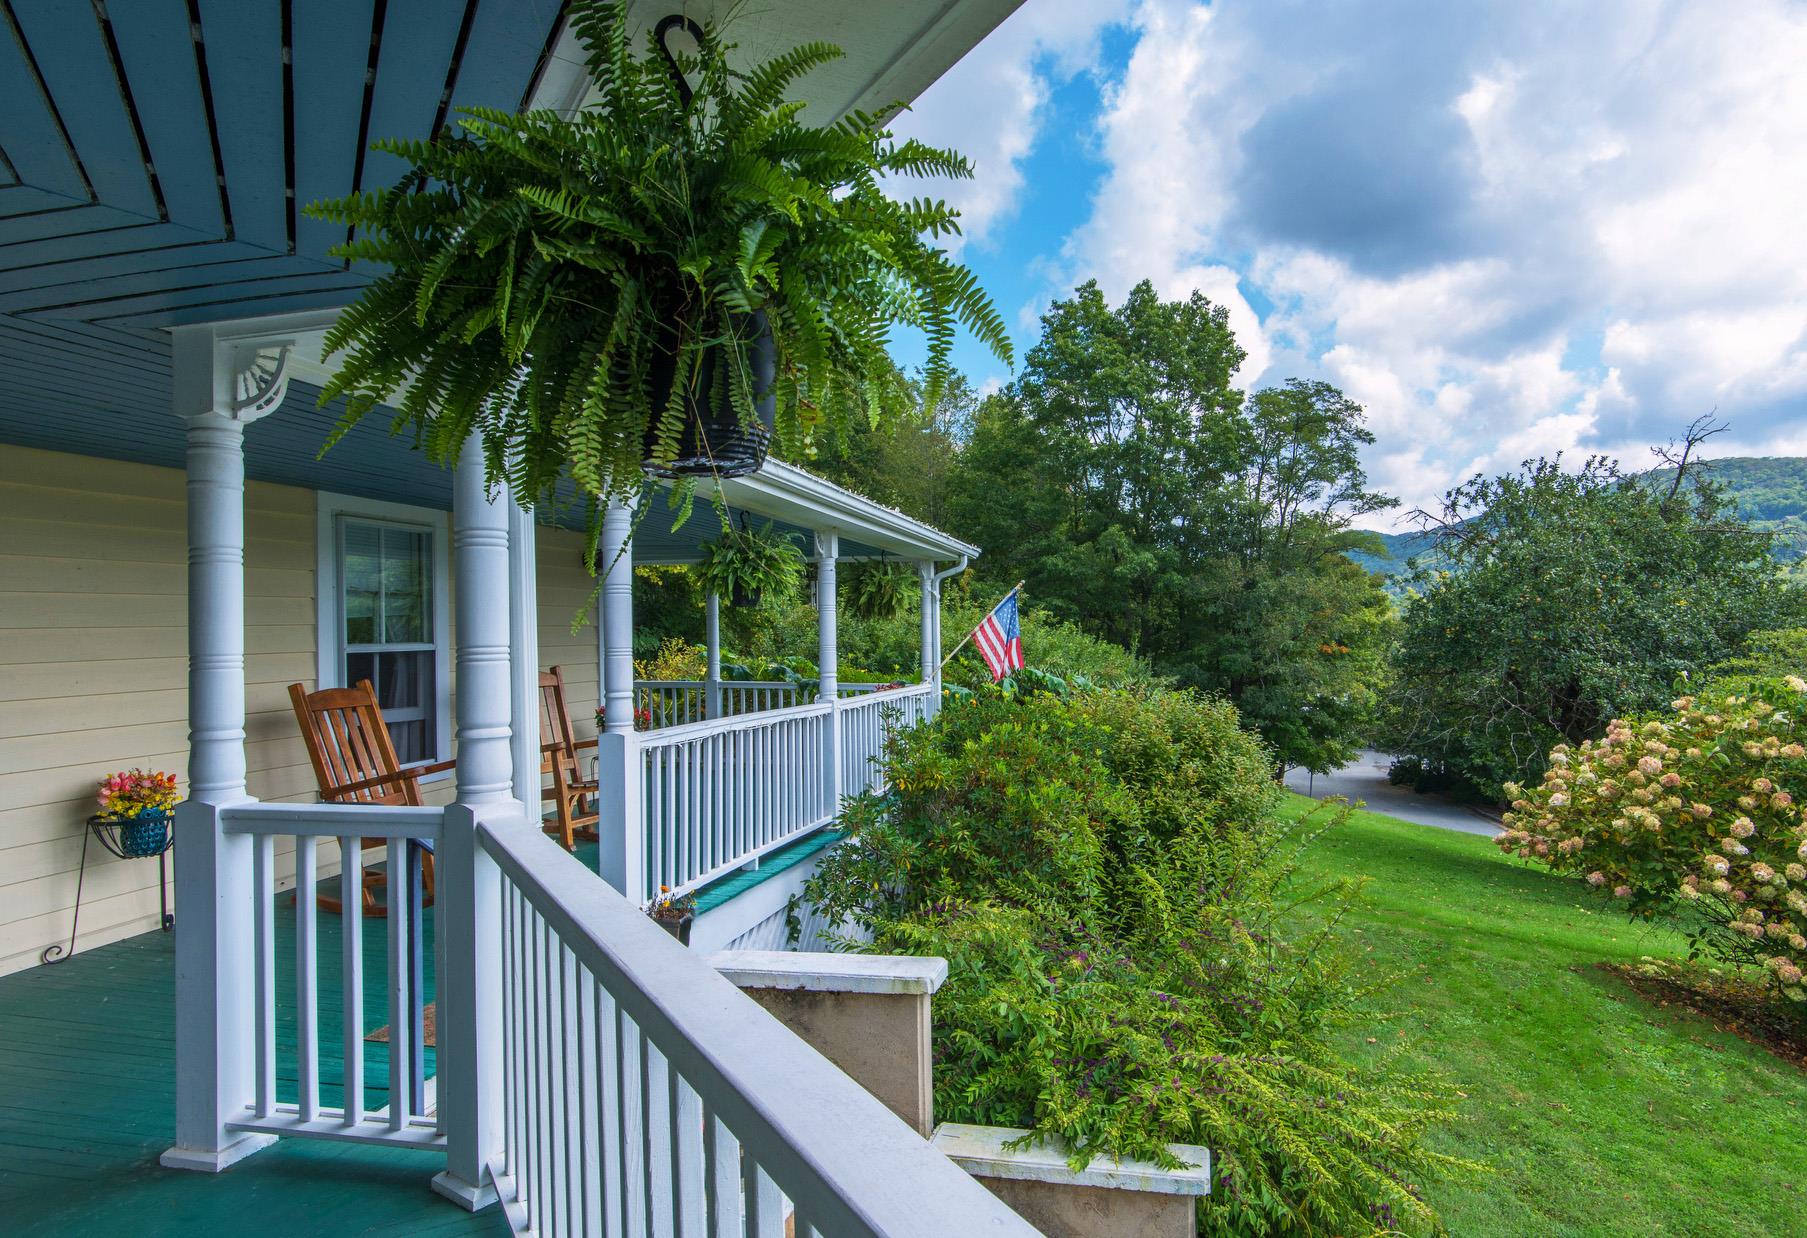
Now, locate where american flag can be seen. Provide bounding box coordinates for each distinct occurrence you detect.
[971,589,1024,682]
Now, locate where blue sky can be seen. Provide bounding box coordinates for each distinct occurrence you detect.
[887,0,1807,527]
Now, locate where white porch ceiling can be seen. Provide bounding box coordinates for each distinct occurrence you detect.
[531,1,1025,122]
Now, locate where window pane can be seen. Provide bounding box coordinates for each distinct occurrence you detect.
[345,649,435,765]
[343,522,380,645]
[381,525,431,644]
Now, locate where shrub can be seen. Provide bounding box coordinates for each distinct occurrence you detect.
[1707,627,1807,681]
[806,689,1462,1235]
[1498,675,1807,1001]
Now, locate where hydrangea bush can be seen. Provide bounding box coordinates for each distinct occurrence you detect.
[1498,674,1807,1000]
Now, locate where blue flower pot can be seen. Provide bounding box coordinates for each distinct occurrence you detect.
[115,809,172,858]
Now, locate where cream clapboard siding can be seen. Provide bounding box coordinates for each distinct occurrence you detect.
[0,446,600,976]
[538,525,603,746]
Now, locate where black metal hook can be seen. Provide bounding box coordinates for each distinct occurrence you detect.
[654,14,706,107]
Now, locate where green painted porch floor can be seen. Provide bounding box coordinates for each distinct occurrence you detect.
[0,896,505,1237]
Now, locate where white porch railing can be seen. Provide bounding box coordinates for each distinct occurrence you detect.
[838,683,933,798]
[637,682,937,901]
[478,814,1032,1237]
[217,801,442,1150]
[638,703,835,899]
[635,680,890,729]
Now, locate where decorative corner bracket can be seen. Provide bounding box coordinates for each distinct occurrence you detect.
[225,341,294,422]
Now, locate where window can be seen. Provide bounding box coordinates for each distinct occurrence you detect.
[317,495,450,770]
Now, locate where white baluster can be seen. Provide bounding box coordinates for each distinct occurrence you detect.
[296,836,319,1122]
[341,835,364,1126]
[253,835,275,1120]
[386,839,410,1130]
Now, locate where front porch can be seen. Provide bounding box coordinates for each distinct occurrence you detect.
[0,1,1042,1232]
[0,926,488,1238]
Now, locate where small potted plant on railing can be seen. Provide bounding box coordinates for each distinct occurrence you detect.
[92,768,180,858]
[648,886,696,944]
[698,521,804,609]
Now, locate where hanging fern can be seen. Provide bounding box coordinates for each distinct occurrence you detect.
[697,520,806,604]
[305,0,1013,529]
[847,560,914,620]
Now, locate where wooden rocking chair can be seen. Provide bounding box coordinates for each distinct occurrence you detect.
[540,666,599,851]
[288,680,449,916]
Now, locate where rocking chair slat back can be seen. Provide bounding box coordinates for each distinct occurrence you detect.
[287,679,444,917]
[540,669,578,764]
[539,666,599,851]
[290,680,421,806]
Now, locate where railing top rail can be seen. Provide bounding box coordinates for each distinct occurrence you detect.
[842,681,934,704]
[636,678,802,690]
[216,801,446,838]
[634,678,897,691]
[476,818,1034,1237]
[637,696,833,746]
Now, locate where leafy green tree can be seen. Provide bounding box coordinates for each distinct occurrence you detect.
[947,282,1397,771]
[799,367,976,529]
[1382,440,1807,798]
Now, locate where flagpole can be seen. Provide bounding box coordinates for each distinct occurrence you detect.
[941,581,1024,670]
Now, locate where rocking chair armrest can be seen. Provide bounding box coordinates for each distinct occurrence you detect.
[574,737,599,752]
[324,758,455,799]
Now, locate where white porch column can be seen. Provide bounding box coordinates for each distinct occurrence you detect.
[816,531,843,811]
[601,496,637,733]
[433,431,510,1211]
[162,326,291,1174]
[507,497,541,817]
[597,495,645,900]
[917,563,932,704]
[704,590,722,719]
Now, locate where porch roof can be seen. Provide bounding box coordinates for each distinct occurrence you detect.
[0,0,1012,564]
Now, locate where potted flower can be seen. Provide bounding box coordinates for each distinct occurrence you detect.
[305,0,1012,540]
[698,521,804,609]
[595,705,653,731]
[93,769,179,858]
[648,886,696,944]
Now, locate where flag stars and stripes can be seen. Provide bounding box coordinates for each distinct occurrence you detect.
[972,589,1024,682]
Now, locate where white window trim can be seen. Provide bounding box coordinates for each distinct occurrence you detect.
[315,491,453,780]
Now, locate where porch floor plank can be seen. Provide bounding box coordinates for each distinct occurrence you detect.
[0,905,501,1236]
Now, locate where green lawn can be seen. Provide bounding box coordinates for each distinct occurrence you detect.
[1282,792,1807,1237]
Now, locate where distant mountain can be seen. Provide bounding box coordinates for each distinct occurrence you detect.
[1644,456,1807,567]
[1349,456,1807,582]
[1345,528,1442,580]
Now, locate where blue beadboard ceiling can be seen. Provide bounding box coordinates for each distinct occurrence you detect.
[0,0,566,514]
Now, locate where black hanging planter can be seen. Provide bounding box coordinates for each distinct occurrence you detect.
[639,20,778,481]
[731,583,762,609]
[642,311,777,480]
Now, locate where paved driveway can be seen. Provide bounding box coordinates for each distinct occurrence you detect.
[1284,749,1504,837]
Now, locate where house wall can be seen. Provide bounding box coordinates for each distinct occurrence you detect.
[0,445,600,976]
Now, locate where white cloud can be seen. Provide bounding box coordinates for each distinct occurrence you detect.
[889,0,1131,253]
[1037,0,1807,525]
